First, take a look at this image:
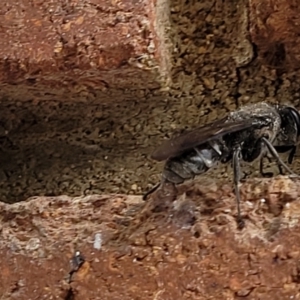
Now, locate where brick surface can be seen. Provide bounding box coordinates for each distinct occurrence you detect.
[0,0,171,101]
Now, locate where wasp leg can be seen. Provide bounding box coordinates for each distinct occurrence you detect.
[259,155,274,178]
[261,137,298,176]
[278,145,297,174]
[142,182,161,201]
[278,164,284,175]
[288,145,297,164]
[233,146,245,229]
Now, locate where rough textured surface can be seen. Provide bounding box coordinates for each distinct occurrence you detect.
[3,1,300,298]
[0,0,172,101]
[3,0,300,203]
[250,0,300,71]
[1,176,300,299]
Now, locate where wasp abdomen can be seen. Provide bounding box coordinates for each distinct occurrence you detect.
[162,142,223,185]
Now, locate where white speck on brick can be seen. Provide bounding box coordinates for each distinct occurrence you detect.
[93,233,102,250]
[26,238,40,251]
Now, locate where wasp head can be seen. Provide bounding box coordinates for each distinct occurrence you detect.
[285,106,300,136]
[273,105,300,157]
[280,106,300,137]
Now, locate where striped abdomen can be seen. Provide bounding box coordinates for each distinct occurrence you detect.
[161,141,224,184]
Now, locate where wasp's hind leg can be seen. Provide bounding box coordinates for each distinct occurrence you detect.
[143,179,177,202]
[142,183,161,201]
[233,146,245,230]
[261,137,298,177]
[143,180,178,213]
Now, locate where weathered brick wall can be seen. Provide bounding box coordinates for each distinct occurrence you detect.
[0,0,172,102]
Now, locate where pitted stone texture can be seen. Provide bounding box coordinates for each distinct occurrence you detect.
[1,176,300,299]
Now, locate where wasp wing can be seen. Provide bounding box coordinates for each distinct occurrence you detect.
[151,117,255,161]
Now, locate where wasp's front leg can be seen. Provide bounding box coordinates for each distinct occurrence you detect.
[232,146,245,230]
[259,155,276,177]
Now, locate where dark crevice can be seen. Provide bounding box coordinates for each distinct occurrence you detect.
[232,67,242,109]
[65,288,75,300]
[273,76,284,97]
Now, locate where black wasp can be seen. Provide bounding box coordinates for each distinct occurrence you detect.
[143,102,300,229]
